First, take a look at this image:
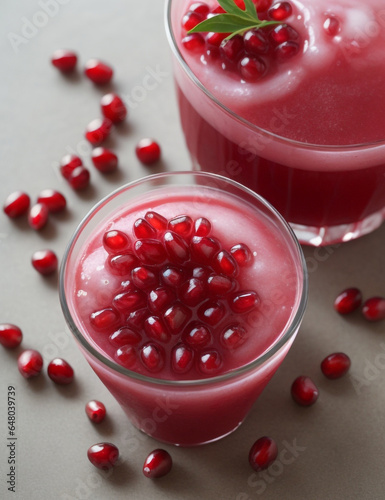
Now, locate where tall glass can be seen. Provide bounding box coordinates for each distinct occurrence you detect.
[165,0,385,246]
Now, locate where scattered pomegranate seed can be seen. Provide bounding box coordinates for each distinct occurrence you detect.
[18,349,43,379]
[140,343,165,372]
[143,449,172,479]
[37,189,67,213]
[244,29,270,55]
[51,49,77,72]
[90,308,120,330]
[135,139,161,165]
[145,211,168,232]
[291,376,319,406]
[68,166,90,190]
[362,297,385,321]
[134,219,157,239]
[60,154,82,180]
[109,327,142,347]
[323,15,341,36]
[3,191,30,218]
[229,290,259,313]
[91,147,118,173]
[249,436,278,472]
[181,33,205,51]
[100,93,127,124]
[268,1,292,21]
[321,353,351,379]
[171,343,194,373]
[85,118,112,146]
[239,56,267,82]
[194,217,211,236]
[28,203,49,230]
[84,59,113,84]
[47,358,74,385]
[0,324,23,348]
[334,287,362,314]
[230,243,253,266]
[220,324,246,349]
[198,350,222,374]
[31,249,58,275]
[115,345,137,368]
[85,400,107,424]
[103,230,130,254]
[87,443,119,470]
[182,11,204,31]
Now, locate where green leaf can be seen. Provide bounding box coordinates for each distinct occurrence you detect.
[217,0,245,16]
[243,0,259,17]
[188,13,259,34]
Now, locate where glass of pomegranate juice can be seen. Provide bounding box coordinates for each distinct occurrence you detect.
[60,172,307,446]
[165,0,385,246]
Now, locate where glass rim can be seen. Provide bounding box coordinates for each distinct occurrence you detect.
[59,171,308,387]
[164,0,385,151]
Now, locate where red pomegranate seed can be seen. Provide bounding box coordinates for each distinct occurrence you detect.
[85,400,106,424]
[140,343,165,371]
[362,297,385,321]
[161,266,186,288]
[51,49,77,72]
[3,191,30,218]
[163,303,191,334]
[198,350,222,374]
[269,24,298,46]
[334,287,362,314]
[103,230,130,254]
[148,287,176,314]
[87,443,119,470]
[109,327,142,347]
[28,203,49,230]
[168,215,193,238]
[255,0,274,12]
[220,36,244,61]
[90,308,120,330]
[213,250,238,277]
[115,345,137,368]
[60,154,82,180]
[127,308,149,329]
[207,274,233,296]
[206,32,229,47]
[180,278,207,306]
[144,316,171,343]
[107,253,138,276]
[181,33,206,51]
[143,449,172,479]
[31,249,58,275]
[239,56,267,82]
[132,266,158,289]
[323,15,341,36]
[212,5,226,14]
[249,436,278,472]
[194,217,211,236]
[190,2,210,16]
[291,376,319,406]
[134,239,167,265]
[268,1,292,20]
[113,290,146,313]
[37,189,66,213]
[230,243,253,266]
[220,324,247,349]
[193,266,212,281]
[163,231,190,263]
[68,166,90,190]
[197,301,225,326]
[47,358,74,385]
[171,343,194,373]
[190,236,220,264]
[145,211,168,232]
[85,118,112,146]
[321,352,351,379]
[100,93,127,124]
[134,219,157,239]
[244,29,270,55]
[275,41,299,61]
[0,324,23,348]
[135,139,161,165]
[84,59,113,84]
[229,290,259,313]
[184,322,211,347]
[18,349,43,379]
[91,147,118,173]
[182,11,204,31]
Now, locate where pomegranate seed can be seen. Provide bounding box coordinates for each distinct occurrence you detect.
[291,376,319,406]
[134,239,167,265]
[268,1,292,21]
[206,32,229,47]
[230,243,253,266]
[249,436,278,472]
[244,29,270,55]
[190,236,220,264]
[18,349,43,379]
[60,154,82,180]
[168,215,193,238]
[140,343,165,371]
[47,358,74,385]
[229,290,259,313]
[145,211,168,232]
[171,343,194,373]
[221,324,247,349]
[213,250,238,277]
[143,449,172,479]
[135,139,161,165]
[103,230,130,254]
[220,36,244,61]
[109,327,141,347]
[207,274,233,296]
[85,400,106,424]
[132,266,158,289]
[164,303,191,334]
[113,290,146,313]
[184,323,211,348]
[323,15,341,36]
[31,249,58,275]
[28,203,49,230]
[182,11,204,31]
[115,345,137,368]
[189,2,210,16]
[87,443,119,470]
[334,287,362,314]
[197,301,225,326]
[144,316,170,343]
[275,41,299,60]
[362,297,385,321]
[68,166,90,190]
[194,217,211,236]
[181,33,206,51]
[0,324,23,348]
[3,191,30,218]
[100,93,127,124]
[321,352,351,379]
[127,308,149,329]
[163,231,190,263]
[51,49,77,72]
[85,118,112,146]
[212,5,226,14]
[193,266,212,281]
[180,278,207,306]
[134,218,157,239]
[84,59,113,84]
[148,287,176,314]
[161,266,186,288]
[239,56,266,82]
[198,350,222,374]
[107,253,138,276]
[37,189,66,213]
[90,308,120,330]
[269,24,298,46]
[255,0,274,12]
[91,147,118,173]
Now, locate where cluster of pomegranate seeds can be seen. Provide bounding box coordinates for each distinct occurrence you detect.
[31,249,58,275]
[60,154,90,190]
[47,358,74,385]
[334,287,385,322]
[17,349,43,379]
[321,353,351,379]
[87,442,119,470]
[85,400,107,424]
[143,449,173,478]
[181,1,301,82]
[84,59,114,85]
[51,49,78,72]
[249,436,278,471]
[135,138,162,165]
[291,375,319,406]
[0,324,23,348]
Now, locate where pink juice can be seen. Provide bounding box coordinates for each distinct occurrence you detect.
[61,173,306,446]
[167,0,385,245]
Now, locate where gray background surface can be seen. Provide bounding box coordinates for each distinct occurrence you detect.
[1,1,385,499]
